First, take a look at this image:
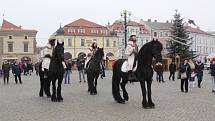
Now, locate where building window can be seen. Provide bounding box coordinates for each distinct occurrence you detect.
[106,39,110,47]
[23,42,28,52]
[8,42,13,52]
[81,39,85,46]
[9,35,13,39]
[91,29,97,34]
[78,29,85,33]
[93,39,97,43]
[160,32,163,37]
[68,38,72,47]
[113,41,116,47]
[154,32,157,37]
[24,36,28,39]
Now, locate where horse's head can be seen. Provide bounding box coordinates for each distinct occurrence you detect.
[53,41,64,62]
[150,39,163,64]
[94,47,104,61]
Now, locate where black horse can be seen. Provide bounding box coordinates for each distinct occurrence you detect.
[112,39,163,108]
[49,41,65,102]
[86,48,104,95]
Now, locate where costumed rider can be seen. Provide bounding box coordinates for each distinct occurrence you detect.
[125,33,138,81]
[41,38,66,78]
[85,41,105,78]
[85,40,98,69]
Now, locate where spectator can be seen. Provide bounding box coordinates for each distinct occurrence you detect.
[64,60,72,84]
[195,59,204,88]
[154,63,165,83]
[2,61,10,84]
[210,59,215,93]
[12,62,22,84]
[179,59,191,93]
[77,59,86,83]
[169,61,176,81]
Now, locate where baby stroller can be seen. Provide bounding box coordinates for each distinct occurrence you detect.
[189,72,196,88]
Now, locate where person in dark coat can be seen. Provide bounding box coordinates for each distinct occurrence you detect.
[154,63,165,83]
[210,59,215,93]
[195,60,204,88]
[12,62,22,84]
[77,59,86,83]
[2,62,10,84]
[179,59,191,93]
[169,61,176,81]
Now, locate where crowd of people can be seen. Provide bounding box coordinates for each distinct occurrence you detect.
[1,61,35,84]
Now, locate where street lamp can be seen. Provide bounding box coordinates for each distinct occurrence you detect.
[120,10,131,58]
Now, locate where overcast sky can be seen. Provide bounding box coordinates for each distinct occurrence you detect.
[1,0,214,46]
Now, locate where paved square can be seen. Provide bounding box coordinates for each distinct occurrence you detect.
[0,70,215,121]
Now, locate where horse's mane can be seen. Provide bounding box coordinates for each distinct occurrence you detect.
[138,40,163,57]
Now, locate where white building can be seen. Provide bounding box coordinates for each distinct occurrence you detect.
[109,20,151,58]
[187,26,215,62]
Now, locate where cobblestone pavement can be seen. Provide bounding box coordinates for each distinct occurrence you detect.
[0,70,215,121]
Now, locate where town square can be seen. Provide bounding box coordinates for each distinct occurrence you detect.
[1,0,215,121]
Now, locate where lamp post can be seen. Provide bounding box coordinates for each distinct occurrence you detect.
[121,10,131,58]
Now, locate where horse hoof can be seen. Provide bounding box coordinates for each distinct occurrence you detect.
[51,99,57,102]
[123,95,129,101]
[118,99,125,104]
[148,102,155,108]
[142,102,149,109]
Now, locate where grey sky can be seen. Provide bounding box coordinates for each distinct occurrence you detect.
[1,0,214,46]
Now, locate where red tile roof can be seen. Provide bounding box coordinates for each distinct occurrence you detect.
[64,18,111,37]
[186,26,210,35]
[2,19,21,29]
[1,19,37,32]
[65,18,104,28]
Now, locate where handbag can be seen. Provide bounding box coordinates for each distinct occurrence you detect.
[181,72,187,79]
[181,66,188,79]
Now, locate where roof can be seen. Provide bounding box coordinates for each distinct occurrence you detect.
[65,18,104,28]
[1,19,37,32]
[143,21,173,30]
[111,20,149,33]
[186,26,211,35]
[63,18,111,37]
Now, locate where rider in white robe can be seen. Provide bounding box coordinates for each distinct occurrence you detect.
[125,33,138,80]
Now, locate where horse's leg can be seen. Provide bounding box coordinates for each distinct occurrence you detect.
[87,73,94,95]
[120,77,129,101]
[94,74,99,94]
[140,80,148,108]
[39,74,44,97]
[57,74,64,102]
[51,76,57,102]
[147,80,155,108]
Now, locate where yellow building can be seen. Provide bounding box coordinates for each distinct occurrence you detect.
[53,18,119,61]
[0,19,37,65]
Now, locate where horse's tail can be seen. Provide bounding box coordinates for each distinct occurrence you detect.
[112,60,124,103]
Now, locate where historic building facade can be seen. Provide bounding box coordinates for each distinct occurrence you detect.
[0,19,37,66]
[53,18,119,60]
[109,20,150,58]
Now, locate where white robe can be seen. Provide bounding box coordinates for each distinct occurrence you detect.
[125,41,136,71]
[40,44,54,71]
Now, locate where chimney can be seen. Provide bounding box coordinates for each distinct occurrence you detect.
[197,26,200,30]
[154,20,157,22]
[147,19,151,22]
